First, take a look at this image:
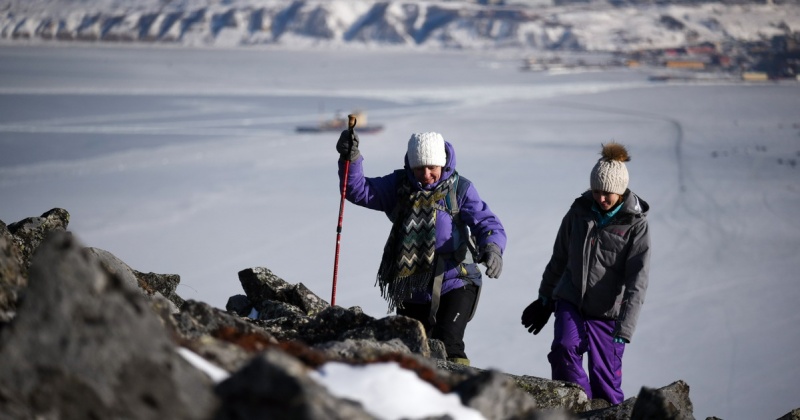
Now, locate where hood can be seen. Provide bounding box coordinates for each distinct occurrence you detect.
[623,191,649,216]
[577,189,650,217]
[403,140,457,191]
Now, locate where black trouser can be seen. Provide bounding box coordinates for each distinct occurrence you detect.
[396,283,478,359]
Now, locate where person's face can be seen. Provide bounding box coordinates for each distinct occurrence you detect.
[592,189,621,211]
[412,165,442,186]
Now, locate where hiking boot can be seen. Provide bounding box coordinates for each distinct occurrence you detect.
[447,357,470,366]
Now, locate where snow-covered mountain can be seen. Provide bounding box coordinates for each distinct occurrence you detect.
[2,0,799,51]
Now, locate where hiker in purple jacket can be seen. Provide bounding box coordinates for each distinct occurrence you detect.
[521,142,651,404]
[337,130,506,366]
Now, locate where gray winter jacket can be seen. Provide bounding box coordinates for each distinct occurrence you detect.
[538,190,650,342]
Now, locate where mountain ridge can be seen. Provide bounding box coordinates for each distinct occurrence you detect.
[2,0,799,52]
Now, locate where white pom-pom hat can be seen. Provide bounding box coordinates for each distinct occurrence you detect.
[407,132,446,168]
[590,142,630,195]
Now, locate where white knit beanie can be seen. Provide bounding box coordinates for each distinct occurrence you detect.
[590,142,630,195]
[407,132,446,168]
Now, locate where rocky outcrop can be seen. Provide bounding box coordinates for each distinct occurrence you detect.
[5,207,69,269]
[778,408,800,420]
[0,208,793,420]
[0,221,26,322]
[0,229,216,419]
[578,380,694,419]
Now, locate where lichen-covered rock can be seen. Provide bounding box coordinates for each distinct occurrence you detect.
[0,221,26,322]
[434,363,589,414]
[427,338,448,360]
[580,380,695,420]
[134,270,185,309]
[87,247,181,313]
[237,267,328,316]
[338,312,430,355]
[313,338,414,361]
[6,208,70,268]
[171,299,276,344]
[630,380,694,420]
[255,299,306,320]
[453,369,544,419]
[253,304,432,359]
[778,408,800,420]
[513,374,591,413]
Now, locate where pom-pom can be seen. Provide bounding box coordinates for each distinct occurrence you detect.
[600,142,630,162]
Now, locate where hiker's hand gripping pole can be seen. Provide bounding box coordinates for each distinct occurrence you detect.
[331,114,357,306]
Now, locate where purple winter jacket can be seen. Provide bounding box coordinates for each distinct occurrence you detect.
[338,141,507,304]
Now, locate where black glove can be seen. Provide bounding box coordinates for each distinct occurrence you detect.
[336,129,360,161]
[478,243,502,278]
[521,297,555,335]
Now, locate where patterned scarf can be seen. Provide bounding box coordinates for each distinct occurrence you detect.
[376,174,456,312]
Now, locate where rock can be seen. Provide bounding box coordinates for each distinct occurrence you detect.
[255,298,306,320]
[1,209,70,322]
[512,374,591,413]
[0,209,705,420]
[0,221,26,322]
[225,294,252,316]
[181,335,256,374]
[6,208,70,268]
[214,348,377,420]
[453,369,543,419]
[580,380,694,420]
[433,362,589,414]
[778,408,800,420]
[87,247,182,313]
[171,299,276,344]
[237,267,328,316]
[134,270,185,309]
[427,338,448,360]
[338,311,431,355]
[630,380,695,420]
[237,273,434,359]
[313,337,414,361]
[0,231,217,419]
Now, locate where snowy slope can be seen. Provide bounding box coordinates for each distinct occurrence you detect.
[1,45,799,420]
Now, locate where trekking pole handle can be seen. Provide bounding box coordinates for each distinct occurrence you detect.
[345,114,358,164]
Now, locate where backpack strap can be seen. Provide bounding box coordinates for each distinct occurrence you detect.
[446,173,477,263]
[447,173,482,322]
[429,173,483,325]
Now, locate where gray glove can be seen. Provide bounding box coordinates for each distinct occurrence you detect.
[478,242,502,279]
[336,129,360,161]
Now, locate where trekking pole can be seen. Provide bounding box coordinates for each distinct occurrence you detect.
[331,114,357,307]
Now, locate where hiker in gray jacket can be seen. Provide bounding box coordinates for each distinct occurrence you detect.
[521,142,651,404]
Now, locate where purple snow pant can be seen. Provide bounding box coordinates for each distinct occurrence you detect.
[548,300,625,404]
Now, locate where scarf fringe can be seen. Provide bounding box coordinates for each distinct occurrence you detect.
[376,271,433,313]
